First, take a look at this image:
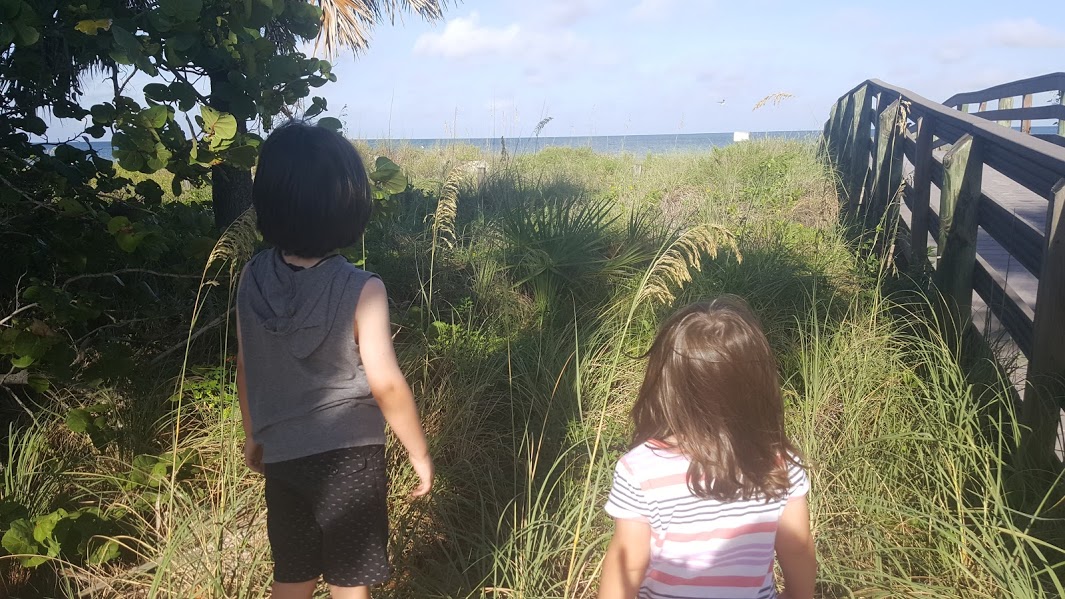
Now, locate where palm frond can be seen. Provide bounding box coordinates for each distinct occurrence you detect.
[313,0,446,57]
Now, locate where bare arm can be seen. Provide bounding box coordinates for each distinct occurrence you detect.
[775,495,816,599]
[356,277,433,496]
[598,518,651,599]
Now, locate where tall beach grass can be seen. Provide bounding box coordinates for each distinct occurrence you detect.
[2,139,1062,598]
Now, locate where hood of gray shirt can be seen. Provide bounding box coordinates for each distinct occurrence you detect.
[242,249,348,358]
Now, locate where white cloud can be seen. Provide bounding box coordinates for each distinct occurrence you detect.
[986,18,1065,48]
[412,10,606,87]
[629,0,678,21]
[544,0,607,26]
[413,12,522,59]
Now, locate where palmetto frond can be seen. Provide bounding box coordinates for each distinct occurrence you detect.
[312,0,446,57]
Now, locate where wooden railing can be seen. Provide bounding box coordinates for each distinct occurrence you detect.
[944,72,1065,142]
[821,76,1065,464]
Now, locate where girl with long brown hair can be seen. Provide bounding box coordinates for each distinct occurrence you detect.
[599,296,815,599]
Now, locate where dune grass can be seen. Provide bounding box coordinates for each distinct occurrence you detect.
[2,139,1063,598]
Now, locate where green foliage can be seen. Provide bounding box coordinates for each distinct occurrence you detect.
[1,507,122,568]
[1,198,217,391]
[3,140,1062,597]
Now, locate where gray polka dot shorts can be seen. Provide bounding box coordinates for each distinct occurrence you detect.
[264,445,390,587]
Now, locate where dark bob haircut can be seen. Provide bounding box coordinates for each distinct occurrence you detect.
[252,121,372,258]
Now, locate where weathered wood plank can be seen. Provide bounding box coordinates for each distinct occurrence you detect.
[861,92,883,213]
[819,101,837,158]
[836,91,857,163]
[846,85,872,210]
[935,135,983,333]
[1022,93,1034,134]
[1035,133,1065,149]
[828,98,847,161]
[997,96,1015,128]
[922,150,1046,276]
[971,104,1065,124]
[943,72,1065,107]
[1021,179,1065,466]
[864,79,1065,175]
[910,116,934,273]
[973,254,1035,356]
[982,144,1063,201]
[978,198,1045,276]
[868,97,902,222]
[1059,90,1064,137]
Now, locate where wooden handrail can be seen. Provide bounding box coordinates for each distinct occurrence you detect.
[823,75,1065,467]
[865,79,1065,201]
[969,104,1065,123]
[943,72,1065,108]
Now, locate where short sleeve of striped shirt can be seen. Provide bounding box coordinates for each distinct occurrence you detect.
[605,459,651,522]
[787,459,810,500]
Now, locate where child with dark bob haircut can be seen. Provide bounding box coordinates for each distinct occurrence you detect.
[236,121,433,599]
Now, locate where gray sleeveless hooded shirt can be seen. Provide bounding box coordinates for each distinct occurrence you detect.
[237,249,385,463]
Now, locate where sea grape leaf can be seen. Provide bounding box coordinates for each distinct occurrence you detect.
[135,180,164,204]
[75,19,111,35]
[87,537,120,565]
[142,105,169,129]
[317,116,342,132]
[1,519,48,567]
[370,157,407,195]
[106,216,131,234]
[110,25,140,55]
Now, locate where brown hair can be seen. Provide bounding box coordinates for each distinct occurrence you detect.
[631,295,798,502]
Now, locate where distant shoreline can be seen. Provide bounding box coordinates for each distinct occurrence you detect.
[67,130,823,160]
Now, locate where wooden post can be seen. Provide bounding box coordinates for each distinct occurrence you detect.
[978,101,988,113]
[934,134,983,337]
[960,103,969,113]
[868,97,902,223]
[861,92,883,216]
[1020,179,1065,467]
[997,96,1014,128]
[847,85,873,212]
[1021,93,1034,134]
[909,116,934,273]
[820,102,838,158]
[837,92,858,169]
[828,98,848,161]
[1058,90,1064,137]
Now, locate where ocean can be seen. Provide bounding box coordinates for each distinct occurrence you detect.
[63,126,1060,161]
[67,130,819,161]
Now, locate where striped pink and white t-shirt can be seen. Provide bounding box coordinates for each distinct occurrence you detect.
[605,442,809,599]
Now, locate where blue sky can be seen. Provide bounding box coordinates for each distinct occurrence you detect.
[62,0,1065,139]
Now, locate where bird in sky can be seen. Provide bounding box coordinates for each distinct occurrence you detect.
[717,99,726,105]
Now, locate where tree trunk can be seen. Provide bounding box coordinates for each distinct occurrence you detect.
[208,71,253,230]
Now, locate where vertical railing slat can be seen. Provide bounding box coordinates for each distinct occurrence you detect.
[1022,180,1065,466]
[909,116,935,273]
[997,96,1015,128]
[847,86,873,213]
[934,134,983,334]
[1021,93,1034,134]
[869,97,902,223]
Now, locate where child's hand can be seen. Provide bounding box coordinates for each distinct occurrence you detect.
[409,452,434,498]
[244,439,264,474]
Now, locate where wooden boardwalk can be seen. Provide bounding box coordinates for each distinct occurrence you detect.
[899,145,1061,455]
[822,74,1065,465]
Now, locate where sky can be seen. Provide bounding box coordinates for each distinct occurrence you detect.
[60,0,1065,140]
